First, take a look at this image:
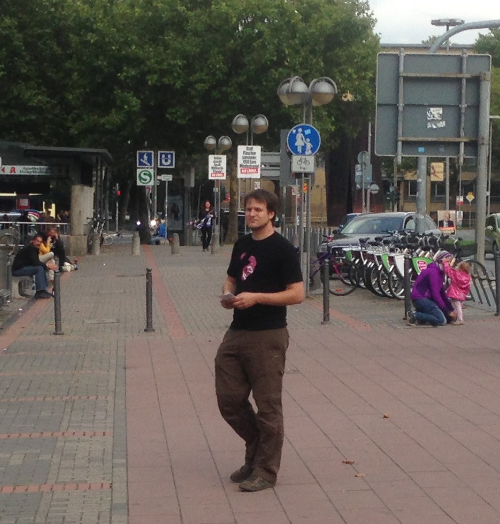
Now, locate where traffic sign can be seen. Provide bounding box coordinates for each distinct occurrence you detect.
[158,151,175,168]
[159,174,173,182]
[287,124,321,156]
[369,183,380,195]
[137,151,154,168]
[291,155,315,173]
[137,168,154,186]
[357,151,369,165]
[466,192,475,203]
[208,155,227,180]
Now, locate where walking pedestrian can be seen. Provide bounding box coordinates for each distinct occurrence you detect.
[197,200,214,252]
[215,189,304,492]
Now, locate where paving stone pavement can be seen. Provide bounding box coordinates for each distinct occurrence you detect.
[0,240,500,524]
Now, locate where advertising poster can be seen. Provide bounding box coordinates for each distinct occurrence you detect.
[437,210,456,232]
[168,195,183,231]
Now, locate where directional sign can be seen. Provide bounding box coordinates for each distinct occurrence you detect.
[287,124,321,156]
[137,168,155,186]
[137,151,154,168]
[158,151,175,168]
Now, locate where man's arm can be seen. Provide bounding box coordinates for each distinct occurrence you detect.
[232,281,305,310]
[220,276,237,309]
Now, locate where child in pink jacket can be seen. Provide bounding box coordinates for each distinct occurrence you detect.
[443,260,472,325]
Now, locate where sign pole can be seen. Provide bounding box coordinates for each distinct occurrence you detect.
[164,180,169,224]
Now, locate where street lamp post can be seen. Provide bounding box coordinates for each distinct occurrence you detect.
[204,135,232,253]
[431,18,464,51]
[277,76,337,296]
[232,114,269,211]
[488,115,500,215]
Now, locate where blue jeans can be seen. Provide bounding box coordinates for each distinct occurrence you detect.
[412,298,447,326]
[12,266,47,292]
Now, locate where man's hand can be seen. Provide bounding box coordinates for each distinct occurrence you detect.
[448,311,458,321]
[232,292,259,310]
[220,293,236,309]
[47,261,58,271]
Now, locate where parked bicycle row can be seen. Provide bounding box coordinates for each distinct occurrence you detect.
[311,230,497,309]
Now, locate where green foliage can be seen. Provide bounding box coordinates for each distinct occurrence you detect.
[0,0,379,178]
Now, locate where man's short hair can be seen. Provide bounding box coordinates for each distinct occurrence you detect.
[243,189,279,216]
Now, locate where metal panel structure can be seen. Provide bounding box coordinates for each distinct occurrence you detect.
[375,52,491,162]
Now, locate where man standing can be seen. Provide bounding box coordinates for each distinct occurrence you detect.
[215,189,304,492]
[12,234,58,299]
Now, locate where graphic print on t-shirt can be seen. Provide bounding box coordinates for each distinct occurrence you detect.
[241,256,256,281]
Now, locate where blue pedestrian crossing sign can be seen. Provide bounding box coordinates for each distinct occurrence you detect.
[158,151,175,168]
[137,151,154,168]
[287,124,321,156]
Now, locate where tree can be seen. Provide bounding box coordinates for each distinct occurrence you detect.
[0,0,379,229]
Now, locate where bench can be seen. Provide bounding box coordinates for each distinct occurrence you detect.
[11,275,35,299]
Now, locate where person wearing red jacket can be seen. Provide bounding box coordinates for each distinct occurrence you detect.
[443,260,472,326]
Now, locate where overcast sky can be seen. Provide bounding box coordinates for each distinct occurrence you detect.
[369,0,500,45]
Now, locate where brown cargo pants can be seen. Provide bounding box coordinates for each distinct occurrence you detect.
[215,327,289,483]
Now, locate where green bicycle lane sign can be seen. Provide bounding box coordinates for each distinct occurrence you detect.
[136,168,154,186]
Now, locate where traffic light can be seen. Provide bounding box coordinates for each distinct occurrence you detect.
[115,183,121,198]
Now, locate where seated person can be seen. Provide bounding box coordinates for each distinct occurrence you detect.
[48,228,73,270]
[409,251,457,326]
[38,231,55,264]
[12,234,58,299]
[151,220,167,245]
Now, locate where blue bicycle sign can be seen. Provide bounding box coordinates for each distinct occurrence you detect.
[287,124,321,156]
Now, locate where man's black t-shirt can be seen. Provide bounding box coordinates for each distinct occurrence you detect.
[227,232,302,331]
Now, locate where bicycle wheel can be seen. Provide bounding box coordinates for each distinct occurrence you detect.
[87,231,94,254]
[329,260,357,296]
[102,234,113,246]
[388,270,405,300]
[377,267,393,298]
[0,232,19,255]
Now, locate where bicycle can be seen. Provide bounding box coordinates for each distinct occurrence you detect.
[310,240,358,296]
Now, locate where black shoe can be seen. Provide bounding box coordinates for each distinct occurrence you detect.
[408,312,417,325]
[34,290,53,299]
[230,465,253,483]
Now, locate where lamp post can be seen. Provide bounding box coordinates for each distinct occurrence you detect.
[277,76,337,296]
[488,115,500,215]
[204,135,232,252]
[431,18,464,51]
[232,114,269,213]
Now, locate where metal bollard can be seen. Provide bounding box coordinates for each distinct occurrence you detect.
[144,268,155,332]
[211,230,219,254]
[131,231,140,255]
[403,254,411,320]
[310,252,321,291]
[495,251,500,316]
[321,259,330,324]
[171,233,180,255]
[91,231,101,255]
[53,271,63,335]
